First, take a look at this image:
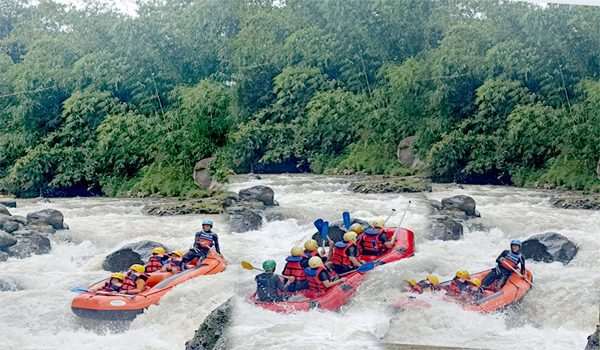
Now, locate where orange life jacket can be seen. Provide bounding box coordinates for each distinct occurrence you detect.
[145,255,164,273]
[120,272,140,291]
[282,256,306,281]
[305,266,328,295]
[447,279,469,296]
[330,241,355,267]
[358,228,387,255]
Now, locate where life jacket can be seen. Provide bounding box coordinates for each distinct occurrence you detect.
[102,281,121,292]
[409,283,424,294]
[330,241,355,267]
[165,259,183,273]
[120,272,139,291]
[358,228,387,255]
[282,256,306,281]
[448,279,470,296]
[305,266,328,295]
[501,251,522,270]
[145,255,164,273]
[304,250,318,258]
[195,231,215,248]
[255,272,282,302]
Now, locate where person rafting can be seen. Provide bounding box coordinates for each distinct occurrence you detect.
[282,246,308,292]
[481,240,526,290]
[406,274,441,294]
[145,247,168,273]
[120,264,148,295]
[328,231,362,274]
[303,239,327,262]
[357,218,396,256]
[447,270,471,297]
[305,256,345,295]
[198,219,221,254]
[255,260,291,302]
[182,220,220,267]
[93,272,124,293]
[162,250,185,273]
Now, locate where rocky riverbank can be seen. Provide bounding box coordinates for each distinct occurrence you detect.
[185,299,232,350]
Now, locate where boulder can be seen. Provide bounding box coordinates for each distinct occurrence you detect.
[551,196,600,210]
[0,215,21,233]
[185,299,232,350]
[349,177,431,194]
[397,136,420,168]
[143,198,223,216]
[428,216,464,241]
[441,195,478,217]
[222,192,239,208]
[102,240,168,272]
[238,186,276,206]
[586,325,599,350]
[0,205,10,216]
[522,232,578,264]
[5,232,51,258]
[28,224,56,235]
[193,157,215,189]
[0,199,16,208]
[26,209,66,230]
[226,206,262,233]
[0,277,21,291]
[0,230,18,249]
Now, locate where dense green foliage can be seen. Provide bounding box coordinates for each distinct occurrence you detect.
[1,0,600,197]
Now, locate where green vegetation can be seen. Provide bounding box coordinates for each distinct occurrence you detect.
[1,0,600,197]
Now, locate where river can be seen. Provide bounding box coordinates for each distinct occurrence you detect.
[1,175,597,349]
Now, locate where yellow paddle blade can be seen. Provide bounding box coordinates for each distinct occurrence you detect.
[240,260,255,271]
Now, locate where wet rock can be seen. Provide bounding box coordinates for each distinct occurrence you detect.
[0,230,18,249]
[143,198,223,216]
[5,232,51,258]
[551,195,600,210]
[0,199,16,208]
[1,221,19,233]
[239,185,276,206]
[185,298,232,350]
[0,205,10,216]
[441,195,479,217]
[102,240,168,272]
[222,192,239,208]
[0,251,8,262]
[264,208,287,222]
[349,177,431,194]
[226,206,262,233]
[193,157,215,189]
[586,325,600,350]
[522,232,578,265]
[28,224,56,235]
[428,216,464,241]
[26,209,66,230]
[0,277,21,291]
[397,136,422,168]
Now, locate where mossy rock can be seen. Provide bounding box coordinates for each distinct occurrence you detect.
[143,197,224,216]
[348,176,431,194]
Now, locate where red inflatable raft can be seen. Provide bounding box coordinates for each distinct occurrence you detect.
[251,227,415,313]
[393,268,533,313]
[71,252,226,320]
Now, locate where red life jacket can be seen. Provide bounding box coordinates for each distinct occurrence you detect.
[358,228,387,255]
[282,256,306,281]
[409,284,424,294]
[306,266,328,295]
[120,272,139,291]
[500,258,517,270]
[304,250,318,258]
[330,242,355,267]
[145,255,164,273]
[447,279,469,296]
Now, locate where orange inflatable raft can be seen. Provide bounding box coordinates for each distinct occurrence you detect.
[393,268,533,313]
[71,252,226,320]
[251,227,415,313]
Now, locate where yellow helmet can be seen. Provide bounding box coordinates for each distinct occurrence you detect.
[152,247,166,255]
[343,231,358,242]
[308,256,324,268]
[455,270,470,280]
[349,223,364,234]
[370,218,385,228]
[291,246,304,257]
[111,272,125,281]
[171,250,184,257]
[470,278,481,287]
[304,239,318,251]
[407,279,418,287]
[426,274,440,286]
[129,264,145,274]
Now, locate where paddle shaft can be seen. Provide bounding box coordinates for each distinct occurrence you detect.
[503,262,534,287]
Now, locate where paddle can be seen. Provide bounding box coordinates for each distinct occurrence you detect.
[241,260,264,272]
[501,259,534,287]
[321,221,329,242]
[70,287,92,294]
[342,211,351,230]
[313,219,324,232]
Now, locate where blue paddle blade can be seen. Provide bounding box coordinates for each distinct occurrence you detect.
[70,287,90,293]
[314,219,324,232]
[342,212,351,230]
[321,221,329,240]
[358,262,376,273]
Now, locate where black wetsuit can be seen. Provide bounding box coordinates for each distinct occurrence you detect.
[481,250,525,289]
[255,272,287,302]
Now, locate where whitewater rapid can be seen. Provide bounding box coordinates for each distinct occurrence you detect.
[0,175,597,350]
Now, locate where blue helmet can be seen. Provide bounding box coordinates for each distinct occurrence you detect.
[202,219,214,226]
[510,239,522,247]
